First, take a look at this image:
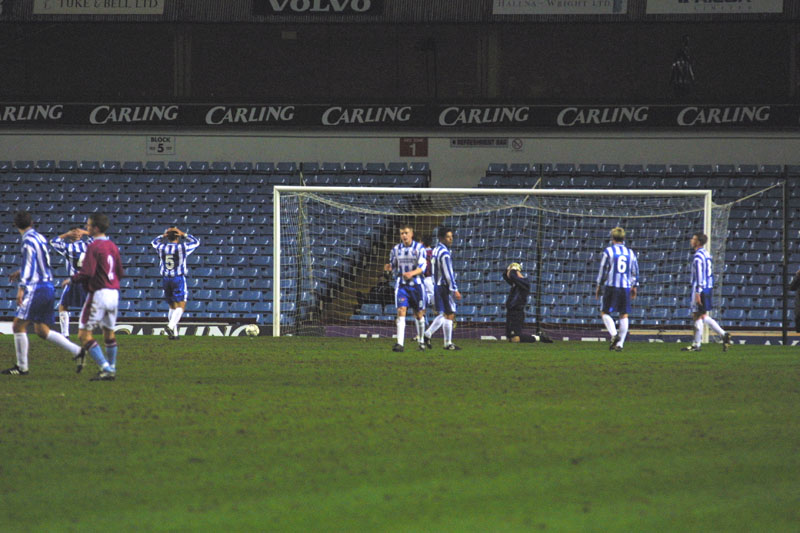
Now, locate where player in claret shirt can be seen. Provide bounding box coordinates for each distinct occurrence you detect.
[72,213,124,381]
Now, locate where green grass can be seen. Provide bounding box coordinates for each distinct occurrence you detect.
[1,336,798,532]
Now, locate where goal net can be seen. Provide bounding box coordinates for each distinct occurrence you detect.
[273,187,731,342]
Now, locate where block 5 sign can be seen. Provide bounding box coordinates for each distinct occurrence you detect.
[146,135,175,155]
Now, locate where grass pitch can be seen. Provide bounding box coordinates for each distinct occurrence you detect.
[1,335,798,532]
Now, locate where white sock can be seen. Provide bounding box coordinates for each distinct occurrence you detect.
[46,330,82,356]
[168,308,175,325]
[396,317,405,346]
[703,315,725,336]
[14,333,29,371]
[694,318,704,346]
[443,319,453,346]
[602,314,617,337]
[416,318,426,344]
[169,307,184,332]
[618,317,629,347]
[425,314,444,338]
[59,310,70,337]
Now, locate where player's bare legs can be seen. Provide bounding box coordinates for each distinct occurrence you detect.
[167,300,186,340]
[102,327,118,372]
[7,317,82,375]
[600,311,619,349]
[79,326,114,378]
[441,310,460,350]
[424,312,445,346]
[58,303,70,337]
[617,313,629,350]
[7,318,31,374]
[414,308,427,350]
[394,306,408,352]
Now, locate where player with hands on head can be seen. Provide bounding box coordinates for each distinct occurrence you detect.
[502,262,552,343]
[423,227,462,350]
[385,224,428,352]
[596,227,638,352]
[3,211,85,376]
[682,232,732,352]
[72,213,124,381]
[51,227,92,337]
[151,226,200,340]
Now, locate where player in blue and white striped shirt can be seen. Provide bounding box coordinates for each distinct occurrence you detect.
[596,227,639,351]
[384,224,427,352]
[682,232,732,352]
[51,227,92,337]
[423,227,462,350]
[3,212,84,376]
[151,227,200,340]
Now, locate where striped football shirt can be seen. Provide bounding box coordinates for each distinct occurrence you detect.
[432,242,458,291]
[389,240,426,288]
[151,234,200,277]
[597,243,639,289]
[19,228,53,288]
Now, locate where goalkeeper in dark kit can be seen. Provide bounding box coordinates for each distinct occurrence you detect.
[502,262,552,343]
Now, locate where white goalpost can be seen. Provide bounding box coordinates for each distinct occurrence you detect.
[273,186,728,342]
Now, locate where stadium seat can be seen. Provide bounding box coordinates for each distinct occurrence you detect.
[230,302,251,313]
[239,290,262,301]
[207,301,229,314]
[360,304,383,316]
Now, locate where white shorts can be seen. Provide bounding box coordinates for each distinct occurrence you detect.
[79,289,119,332]
[423,277,435,306]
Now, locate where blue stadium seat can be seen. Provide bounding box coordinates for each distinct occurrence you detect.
[487,163,507,176]
[233,162,253,174]
[211,161,231,173]
[365,162,385,174]
[480,305,500,317]
[386,162,407,174]
[253,301,273,313]
[239,290,262,301]
[360,304,383,316]
[746,309,769,322]
[253,162,274,174]
[207,301,228,314]
[136,300,157,314]
[667,164,689,177]
[598,164,620,176]
[276,162,297,174]
[10,160,33,171]
[205,279,225,290]
[194,290,214,300]
[230,302,251,314]
[622,164,644,176]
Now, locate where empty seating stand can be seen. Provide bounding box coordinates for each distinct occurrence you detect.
[465,162,798,329]
[0,160,431,325]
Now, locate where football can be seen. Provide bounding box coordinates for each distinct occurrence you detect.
[245,324,260,337]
